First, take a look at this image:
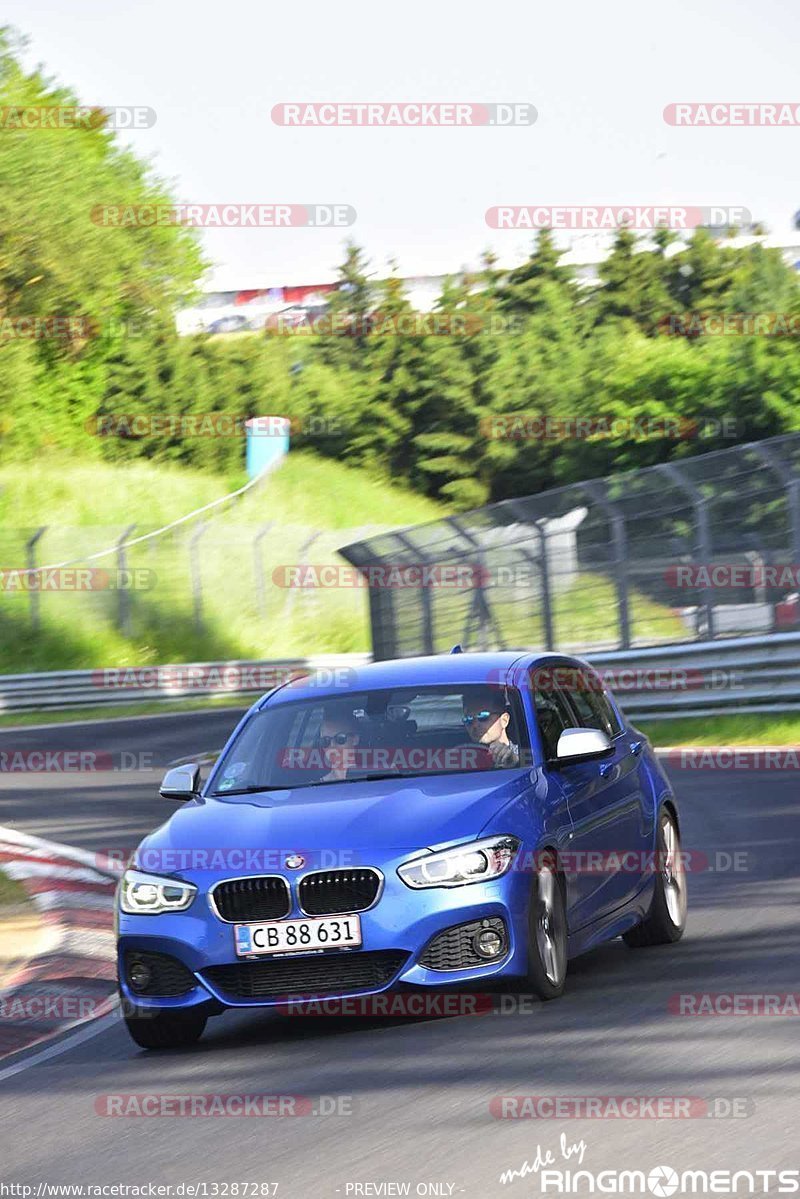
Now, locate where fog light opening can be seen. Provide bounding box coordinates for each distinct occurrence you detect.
[128,958,152,994]
[474,925,505,960]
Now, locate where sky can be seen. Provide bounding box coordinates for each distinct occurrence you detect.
[4,0,800,287]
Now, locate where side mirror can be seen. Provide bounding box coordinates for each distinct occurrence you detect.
[554,727,613,765]
[159,763,200,801]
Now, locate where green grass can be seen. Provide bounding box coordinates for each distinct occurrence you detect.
[554,574,685,648]
[638,713,800,747]
[0,869,30,910]
[484,572,686,652]
[0,696,248,728]
[0,452,445,673]
[0,451,688,680]
[0,453,442,533]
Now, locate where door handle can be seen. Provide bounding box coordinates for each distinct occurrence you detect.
[599,761,615,778]
[630,740,643,757]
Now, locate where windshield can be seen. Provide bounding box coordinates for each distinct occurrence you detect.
[208,684,529,796]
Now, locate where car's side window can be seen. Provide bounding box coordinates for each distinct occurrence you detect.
[562,667,622,737]
[530,672,575,761]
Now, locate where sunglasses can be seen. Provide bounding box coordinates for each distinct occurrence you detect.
[462,710,501,726]
[319,732,353,748]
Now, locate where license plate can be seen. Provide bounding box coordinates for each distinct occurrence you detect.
[234,914,363,957]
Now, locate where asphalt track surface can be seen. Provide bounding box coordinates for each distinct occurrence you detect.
[0,711,798,1196]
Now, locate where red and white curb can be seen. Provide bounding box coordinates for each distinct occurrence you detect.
[0,826,122,1061]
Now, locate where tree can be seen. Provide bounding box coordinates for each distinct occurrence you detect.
[0,28,206,353]
[591,227,672,335]
[499,229,580,317]
[319,241,376,366]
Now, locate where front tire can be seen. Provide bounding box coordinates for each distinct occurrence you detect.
[623,807,687,947]
[124,1006,207,1050]
[525,853,568,1000]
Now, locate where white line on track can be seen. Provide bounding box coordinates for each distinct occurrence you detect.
[0,1007,121,1083]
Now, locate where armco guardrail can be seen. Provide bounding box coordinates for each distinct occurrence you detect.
[0,656,372,713]
[588,631,800,720]
[0,635,796,718]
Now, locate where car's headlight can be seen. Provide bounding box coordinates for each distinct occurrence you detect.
[398,835,520,889]
[118,868,197,914]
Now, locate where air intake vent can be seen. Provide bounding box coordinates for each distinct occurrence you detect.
[298,869,381,915]
[211,876,291,923]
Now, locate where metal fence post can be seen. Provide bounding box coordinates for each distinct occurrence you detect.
[253,522,274,620]
[287,531,321,618]
[660,463,715,639]
[446,516,504,651]
[25,527,47,631]
[751,442,800,566]
[116,524,137,636]
[509,500,554,650]
[585,482,631,650]
[534,526,555,650]
[189,523,208,630]
[395,531,435,655]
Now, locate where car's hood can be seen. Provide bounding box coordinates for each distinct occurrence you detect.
[137,770,532,866]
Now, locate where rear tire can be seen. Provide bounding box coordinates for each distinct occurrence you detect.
[124,1007,207,1049]
[525,852,568,1000]
[623,808,687,947]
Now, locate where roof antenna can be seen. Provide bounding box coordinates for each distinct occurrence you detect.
[450,644,464,654]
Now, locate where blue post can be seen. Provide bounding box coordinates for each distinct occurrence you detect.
[245,416,291,479]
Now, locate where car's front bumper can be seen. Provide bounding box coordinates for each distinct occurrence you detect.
[117,855,533,1012]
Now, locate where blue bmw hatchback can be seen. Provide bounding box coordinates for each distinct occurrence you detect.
[117,652,687,1048]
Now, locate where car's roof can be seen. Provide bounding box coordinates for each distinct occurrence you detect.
[259,650,586,708]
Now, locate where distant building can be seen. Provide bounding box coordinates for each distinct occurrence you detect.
[177,234,800,335]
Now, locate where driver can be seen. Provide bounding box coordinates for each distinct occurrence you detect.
[462,687,520,768]
[318,709,361,782]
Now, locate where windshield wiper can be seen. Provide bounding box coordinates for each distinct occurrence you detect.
[304,772,422,787]
[351,771,429,782]
[211,784,291,796]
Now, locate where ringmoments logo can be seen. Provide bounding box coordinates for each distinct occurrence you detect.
[497,1136,797,1193]
[537,1166,800,1193]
